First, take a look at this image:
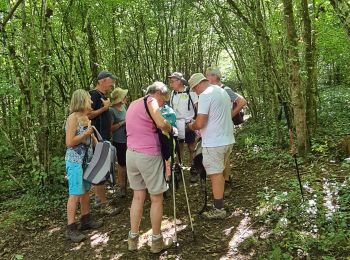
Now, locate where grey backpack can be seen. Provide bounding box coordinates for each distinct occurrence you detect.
[83,126,116,185]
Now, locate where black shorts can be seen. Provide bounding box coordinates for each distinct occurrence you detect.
[112,142,127,167]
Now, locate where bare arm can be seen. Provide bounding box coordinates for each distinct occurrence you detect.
[88,98,111,120]
[65,115,93,147]
[188,113,208,130]
[232,95,247,117]
[111,120,125,132]
[147,98,172,133]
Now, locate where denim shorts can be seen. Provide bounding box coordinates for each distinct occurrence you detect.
[66,161,91,195]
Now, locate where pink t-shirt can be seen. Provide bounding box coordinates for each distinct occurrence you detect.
[126,96,161,156]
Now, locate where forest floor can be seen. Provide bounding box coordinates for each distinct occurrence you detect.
[1,142,305,260]
[2,149,349,260]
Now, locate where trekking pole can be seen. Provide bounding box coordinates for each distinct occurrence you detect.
[170,160,177,247]
[179,162,195,240]
[282,102,305,202]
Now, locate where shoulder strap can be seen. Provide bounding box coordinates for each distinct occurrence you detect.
[143,96,158,131]
[186,87,197,117]
[170,90,175,108]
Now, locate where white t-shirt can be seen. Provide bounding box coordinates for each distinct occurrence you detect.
[170,90,198,120]
[198,85,235,147]
[170,89,198,140]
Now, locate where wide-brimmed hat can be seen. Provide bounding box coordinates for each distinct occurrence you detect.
[111,88,128,105]
[188,73,208,90]
[168,72,185,80]
[205,67,222,78]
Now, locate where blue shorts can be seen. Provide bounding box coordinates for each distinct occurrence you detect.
[66,161,91,195]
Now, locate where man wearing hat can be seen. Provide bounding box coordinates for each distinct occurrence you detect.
[168,72,198,182]
[205,67,247,193]
[89,70,120,215]
[187,73,234,219]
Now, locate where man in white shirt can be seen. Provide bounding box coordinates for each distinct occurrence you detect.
[168,72,198,182]
[205,67,247,192]
[187,73,234,219]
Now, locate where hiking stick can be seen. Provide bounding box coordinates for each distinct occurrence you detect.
[171,163,178,244]
[282,102,305,202]
[179,163,195,240]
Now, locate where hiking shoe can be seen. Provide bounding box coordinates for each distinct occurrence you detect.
[150,235,173,254]
[79,214,103,230]
[101,203,122,215]
[203,207,226,220]
[128,234,139,251]
[66,223,86,243]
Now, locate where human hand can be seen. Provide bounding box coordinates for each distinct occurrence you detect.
[172,126,178,137]
[85,120,93,136]
[101,98,111,110]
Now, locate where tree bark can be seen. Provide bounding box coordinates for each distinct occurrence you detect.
[282,0,309,155]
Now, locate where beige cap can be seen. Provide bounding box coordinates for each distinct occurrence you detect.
[205,67,222,78]
[188,73,208,89]
[110,88,128,105]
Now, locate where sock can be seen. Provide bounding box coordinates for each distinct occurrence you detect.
[213,199,224,209]
[152,233,162,240]
[129,231,138,238]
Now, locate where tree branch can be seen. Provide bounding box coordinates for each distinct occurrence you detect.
[0,0,25,32]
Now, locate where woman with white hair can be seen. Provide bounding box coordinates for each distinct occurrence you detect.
[125,81,173,254]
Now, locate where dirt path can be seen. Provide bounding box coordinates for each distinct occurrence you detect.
[1,150,290,260]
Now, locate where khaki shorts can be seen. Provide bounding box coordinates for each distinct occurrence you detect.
[126,149,168,195]
[202,144,233,175]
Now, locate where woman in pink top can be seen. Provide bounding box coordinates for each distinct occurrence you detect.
[125,81,174,253]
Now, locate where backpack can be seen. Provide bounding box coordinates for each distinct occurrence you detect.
[222,85,244,126]
[143,96,173,161]
[170,87,197,118]
[83,126,116,185]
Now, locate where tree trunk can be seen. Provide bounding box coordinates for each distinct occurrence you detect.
[282,0,309,155]
[301,0,317,136]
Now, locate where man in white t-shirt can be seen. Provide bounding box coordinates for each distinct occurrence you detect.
[205,67,247,193]
[168,72,198,181]
[187,73,234,219]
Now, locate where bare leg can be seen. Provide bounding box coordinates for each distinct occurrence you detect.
[80,192,90,216]
[187,142,195,165]
[150,193,164,235]
[130,189,146,233]
[209,173,225,200]
[95,184,107,203]
[67,195,80,225]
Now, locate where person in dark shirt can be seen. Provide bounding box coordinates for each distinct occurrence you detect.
[88,71,120,215]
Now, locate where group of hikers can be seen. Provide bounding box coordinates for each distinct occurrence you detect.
[64,67,247,253]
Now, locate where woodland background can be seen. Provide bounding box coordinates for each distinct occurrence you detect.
[1,0,350,259]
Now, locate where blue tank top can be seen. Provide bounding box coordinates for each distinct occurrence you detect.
[65,122,93,164]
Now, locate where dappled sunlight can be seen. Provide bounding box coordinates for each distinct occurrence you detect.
[221,213,255,259]
[137,219,187,249]
[322,178,339,221]
[90,231,110,248]
[110,253,124,259]
[48,226,61,235]
[70,241,85,251]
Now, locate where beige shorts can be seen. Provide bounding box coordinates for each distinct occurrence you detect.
[202,144,233,175]
[126,149,168,195]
